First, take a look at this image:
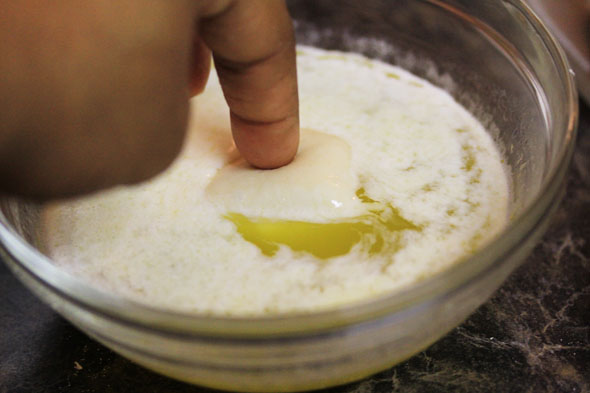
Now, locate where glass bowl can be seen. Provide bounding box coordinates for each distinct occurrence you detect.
[0,1,578,391]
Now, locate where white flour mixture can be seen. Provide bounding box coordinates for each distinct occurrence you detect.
[41,47,509,315]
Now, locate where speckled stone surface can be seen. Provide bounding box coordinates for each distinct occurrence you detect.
[1,102,589,393]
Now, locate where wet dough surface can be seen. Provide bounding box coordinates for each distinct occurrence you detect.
[207,128,363,220]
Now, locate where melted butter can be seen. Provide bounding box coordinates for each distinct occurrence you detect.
[226,189,419,259]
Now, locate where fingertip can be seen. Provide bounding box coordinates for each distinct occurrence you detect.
[231,113,299,169]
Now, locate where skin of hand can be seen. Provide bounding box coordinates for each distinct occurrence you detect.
[0,0,299,200]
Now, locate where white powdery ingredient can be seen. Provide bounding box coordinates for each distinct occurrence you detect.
[41,46,509,315]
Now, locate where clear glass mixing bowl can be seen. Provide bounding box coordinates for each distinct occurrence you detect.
[0,1,578,391]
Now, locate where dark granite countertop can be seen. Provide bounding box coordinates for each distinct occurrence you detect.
[1,101,589,393]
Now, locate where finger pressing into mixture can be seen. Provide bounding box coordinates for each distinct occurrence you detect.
[198,0,300,169]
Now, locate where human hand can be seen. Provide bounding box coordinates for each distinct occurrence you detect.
[0,0,299,199]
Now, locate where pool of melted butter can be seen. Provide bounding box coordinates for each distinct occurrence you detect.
[226,189,420,259]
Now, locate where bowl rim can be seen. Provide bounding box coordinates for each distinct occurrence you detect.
[0,0,579,338]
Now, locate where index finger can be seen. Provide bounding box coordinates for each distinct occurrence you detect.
[198,0,299,169]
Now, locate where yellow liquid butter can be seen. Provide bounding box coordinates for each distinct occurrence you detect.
[227,189,419,259]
